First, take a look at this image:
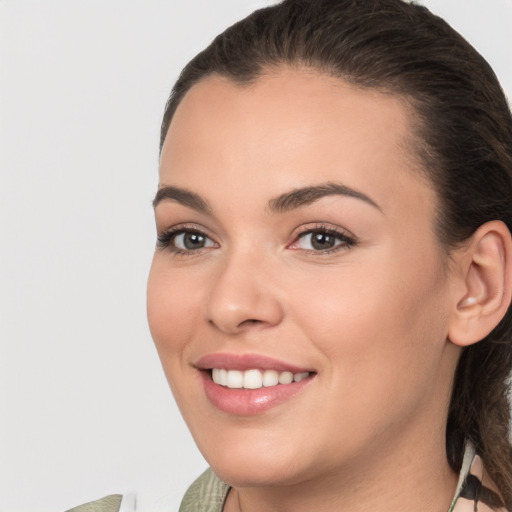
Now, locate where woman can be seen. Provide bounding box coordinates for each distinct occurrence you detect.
[71,0,512,510]
[148,0,512,511]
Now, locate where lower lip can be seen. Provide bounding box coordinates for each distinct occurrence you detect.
[201,371,314,416]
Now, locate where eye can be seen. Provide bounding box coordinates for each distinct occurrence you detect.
[157,228,217,253]
[289,226,356,253]
[174,231,215,250]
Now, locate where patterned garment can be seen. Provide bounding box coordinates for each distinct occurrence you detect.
[449,443,507,512]
[65,494,123,512]
[64,493,135,512]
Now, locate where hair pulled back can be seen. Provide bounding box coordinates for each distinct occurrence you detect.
[160,0,512,504]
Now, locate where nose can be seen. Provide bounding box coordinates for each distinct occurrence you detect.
[205,251,284,335]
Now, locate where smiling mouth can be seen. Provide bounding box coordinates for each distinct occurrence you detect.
[198,355,316,414]
[210,368,312,389]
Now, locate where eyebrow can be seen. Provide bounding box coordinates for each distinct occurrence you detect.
[268,182,382,213]
[152,181,381,215]
[153,185,211,214]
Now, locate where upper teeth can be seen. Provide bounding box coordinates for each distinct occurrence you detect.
[211,368,310,389]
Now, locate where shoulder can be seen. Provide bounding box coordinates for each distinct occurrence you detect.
[179,468,230,512]
[65,494,123,512]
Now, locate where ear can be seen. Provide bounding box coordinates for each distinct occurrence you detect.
[448,220,512,347]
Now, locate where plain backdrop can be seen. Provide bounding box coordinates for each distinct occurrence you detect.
[1,1,511,511]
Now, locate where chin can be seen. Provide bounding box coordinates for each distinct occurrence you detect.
[195,430,316,488]
[209,457,306,489]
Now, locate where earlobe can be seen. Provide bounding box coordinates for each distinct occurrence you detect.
[448,221,512,347]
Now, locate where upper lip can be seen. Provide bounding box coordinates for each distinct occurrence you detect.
[194,353,314,373]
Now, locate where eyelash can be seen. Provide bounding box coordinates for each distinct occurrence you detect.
[290,224,357,255]
[156,224,357,256]
[156,225,216,256]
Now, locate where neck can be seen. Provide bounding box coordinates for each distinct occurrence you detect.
[224,426,458,512]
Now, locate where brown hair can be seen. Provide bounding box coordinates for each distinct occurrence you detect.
[160,0,512,504]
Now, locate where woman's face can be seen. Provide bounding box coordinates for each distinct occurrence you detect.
[148,69,460,487]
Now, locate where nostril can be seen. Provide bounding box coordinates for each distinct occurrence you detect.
[238,319,263,327]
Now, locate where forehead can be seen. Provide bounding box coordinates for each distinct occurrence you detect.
[165,69,416,150]
[165,67,417,142]
[159,68,434,218]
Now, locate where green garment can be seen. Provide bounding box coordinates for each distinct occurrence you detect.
[179,468,229,512]
[65,494,123,512]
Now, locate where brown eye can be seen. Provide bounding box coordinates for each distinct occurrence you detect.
[172,231,216,251]
[309,232,337,250]
[178,232,208,250]
[157,229,217,253]
[294,229,355,252]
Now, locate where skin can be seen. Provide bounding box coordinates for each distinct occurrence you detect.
[147,69,465,512]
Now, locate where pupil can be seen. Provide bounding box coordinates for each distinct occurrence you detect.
[184,232,205,249]
[311,232,334,250]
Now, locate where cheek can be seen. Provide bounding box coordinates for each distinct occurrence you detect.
[289,268,450,462]
[147,256,201,365]
[290,246,450,402]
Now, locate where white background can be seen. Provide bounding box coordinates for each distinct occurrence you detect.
[1,1,511,511]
